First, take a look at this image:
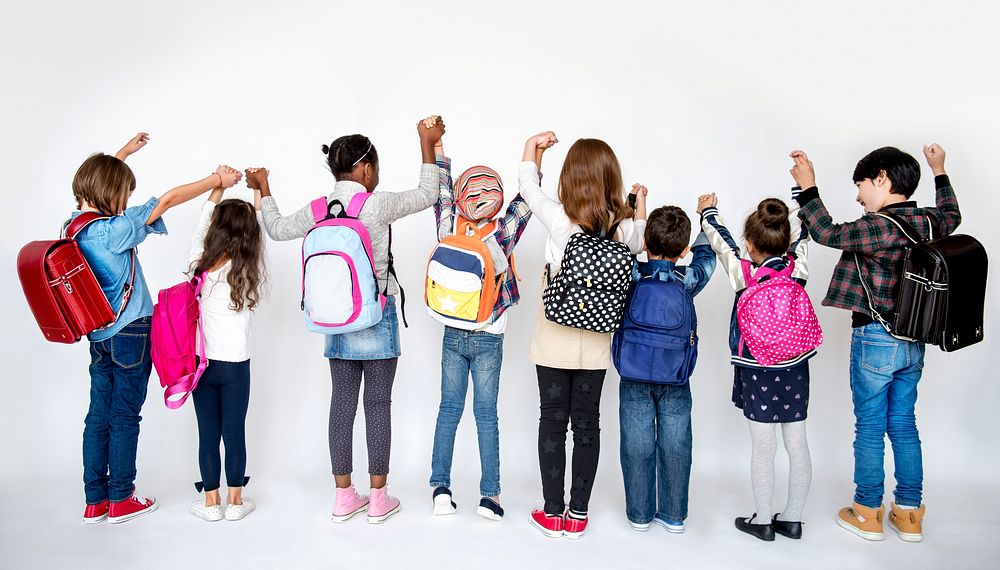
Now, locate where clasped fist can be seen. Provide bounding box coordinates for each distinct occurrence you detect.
[215,165,242,189]
[418,115,446,146]
[788,150,816,189]
[696,193,717,214]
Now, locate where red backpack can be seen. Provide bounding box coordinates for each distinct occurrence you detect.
[17,213,135,344]
[151,274,207,409]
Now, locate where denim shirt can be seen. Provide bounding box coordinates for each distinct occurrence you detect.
[633,232,716,298]
[71,197,167,341]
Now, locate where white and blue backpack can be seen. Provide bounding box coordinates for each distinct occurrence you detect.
[301,193,385,334]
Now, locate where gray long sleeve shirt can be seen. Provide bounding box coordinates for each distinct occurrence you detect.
[260,163,439,296]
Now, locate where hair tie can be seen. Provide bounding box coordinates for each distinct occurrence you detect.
[321,144,331,155]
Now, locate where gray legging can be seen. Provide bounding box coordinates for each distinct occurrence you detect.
[748,419,812,522]
[328,358,398,476]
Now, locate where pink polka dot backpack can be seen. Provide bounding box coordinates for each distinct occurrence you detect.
[735,257,823,366]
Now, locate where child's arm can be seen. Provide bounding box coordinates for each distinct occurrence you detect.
[518,131,563,234]
[434,151,455,242]
[697,193,748,292]
[684,231,718,297]
[145,165,241,226]
[250,168,315,242]
[923,144,962,236]
[787,188,810,285]
[114,132,149,162]
[187,187,227,265]
[495,194,533,257]
[616,184,648,255]
[368,117,446,224]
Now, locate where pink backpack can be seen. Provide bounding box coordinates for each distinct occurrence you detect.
[151,274,207,409]
[736,258,823,366]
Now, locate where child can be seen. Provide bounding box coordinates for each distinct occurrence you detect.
[699,191,814,541]
[790,145,961,542]
[619,205,716,534]
[186,185,266,522]
[75,132,241,524]
[427,123,532,521]
[252,117,445,524]
[519,131,647,539]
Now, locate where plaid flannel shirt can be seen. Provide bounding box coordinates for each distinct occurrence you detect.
[434,156,532,323]
[795,174,961,317]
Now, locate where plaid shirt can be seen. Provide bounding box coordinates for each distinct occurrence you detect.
[434,156,532,323]
[796,175,961,317]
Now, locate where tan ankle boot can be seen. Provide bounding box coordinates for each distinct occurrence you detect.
[888,503,925,542]
[837,502,885,541]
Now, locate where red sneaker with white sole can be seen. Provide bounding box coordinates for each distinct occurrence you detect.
[108,492,158,524]
[530,508,564,538]
[83,500,109,524]
[563,511,589,539]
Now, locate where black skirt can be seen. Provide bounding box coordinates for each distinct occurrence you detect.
[732,362,809,423]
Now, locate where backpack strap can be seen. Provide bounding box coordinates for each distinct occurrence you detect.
[872,211,934,244]
[385,225,408,328]
[310,197,330,223]
[346,192,373,218]
[64,212,137,329]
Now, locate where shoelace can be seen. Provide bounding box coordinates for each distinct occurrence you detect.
[131,492,148,505]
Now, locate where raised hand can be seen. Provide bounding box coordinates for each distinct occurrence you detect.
[116,132,150,161]
[215,164,242,189]
[789,150,816,190]
[696,193,718,214]
[418,115,446,147]
[244,167,269,191]
[923,143,946,176]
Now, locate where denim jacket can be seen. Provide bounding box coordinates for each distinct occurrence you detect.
[71,197,167,341]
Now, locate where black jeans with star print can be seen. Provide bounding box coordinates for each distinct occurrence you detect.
[536,365,607,515]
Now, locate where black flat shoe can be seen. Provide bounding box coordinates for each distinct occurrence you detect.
[735,514,775,541]
[772,513,803,539]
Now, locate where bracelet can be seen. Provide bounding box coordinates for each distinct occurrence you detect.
[213,172,223,188]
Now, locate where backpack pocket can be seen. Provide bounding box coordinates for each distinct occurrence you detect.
[616,328,696,384]
[304,251,360,326]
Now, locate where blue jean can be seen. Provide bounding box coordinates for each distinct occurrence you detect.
[192,359,251,492]
[619,379,692,524]
[850,323,925,508]
[429,327,503,497]
[83,317,152,504]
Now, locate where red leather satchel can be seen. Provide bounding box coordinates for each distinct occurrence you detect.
[17,213,135,344]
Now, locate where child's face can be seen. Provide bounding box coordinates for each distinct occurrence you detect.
[854,175,892,213]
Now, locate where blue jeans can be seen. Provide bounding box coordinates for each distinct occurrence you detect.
[429,327,503,497]
[619,379,692,524]
[83,317,152,504]
[850,323,925,508]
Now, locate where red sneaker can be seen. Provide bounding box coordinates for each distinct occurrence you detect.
[530,508,564,538]
[564,511,589,539]
[108,492,158,524]
[83,500,109,524]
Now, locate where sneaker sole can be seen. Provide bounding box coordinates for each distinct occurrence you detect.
[887,518,923,542]
[367,504,400,524]
[528,514,563,538]
[190,508,223,522]
[433,494,456,516]
[330,504,368,523]
[108,501,159,524]
[476,505,502,521]
[563,528,585,540]
[629,523,650,532]
[652,519,685,534]
[225,507,255,521]
[836,515,884,541]
[82,514,107,524]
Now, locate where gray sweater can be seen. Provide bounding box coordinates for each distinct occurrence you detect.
[260,164,439,296]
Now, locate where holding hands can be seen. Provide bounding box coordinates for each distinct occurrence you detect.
[214,165,242,189]
[696,193,718,214]
[788,150,816,190]
[419,115,446,162]
[523,131,558,167]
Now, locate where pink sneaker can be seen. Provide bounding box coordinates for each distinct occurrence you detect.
[366,486,400,524]
[108,491,158,524]
[83,500,109,524]
[331,485,369,523]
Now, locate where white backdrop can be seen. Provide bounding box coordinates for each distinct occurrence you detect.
[1,1,998,568]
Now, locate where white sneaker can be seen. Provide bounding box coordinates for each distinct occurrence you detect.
[629,520,651,532]
[225,497,256,521]
[190,500,223,522]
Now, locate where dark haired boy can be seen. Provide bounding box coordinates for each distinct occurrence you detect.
[789,145,961,543]
[619,203,716,534]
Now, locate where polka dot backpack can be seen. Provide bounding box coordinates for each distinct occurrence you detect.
[543,227,634,333]
[735,257,823,366]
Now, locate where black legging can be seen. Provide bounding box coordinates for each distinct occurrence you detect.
[192,359,251,492]
[536,365,607,515]
[328,358,398,476]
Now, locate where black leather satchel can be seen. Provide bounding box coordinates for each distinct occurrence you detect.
[856,212,987,351]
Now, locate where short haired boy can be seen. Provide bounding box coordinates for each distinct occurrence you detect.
[789,145,961,543]
[620,202,716,533]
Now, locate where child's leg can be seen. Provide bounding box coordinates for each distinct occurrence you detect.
[329,359,364,487]
[536,365,573,515]
[429,329,472,492]
[469,334,503,499]
[106,322,152,502]
[747,420,777,520]
[656,383,693,522]
[886,342,926,507]
[620,380,657,525]
[218,360,251,504]
[83,341,114,504]
[192,376,223,505]
[567,369,607,516]
[361,358,398,489]
[778,421,811,521]
[849,325,896,508]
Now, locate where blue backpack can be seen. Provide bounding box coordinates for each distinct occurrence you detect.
[612,270,698,385]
